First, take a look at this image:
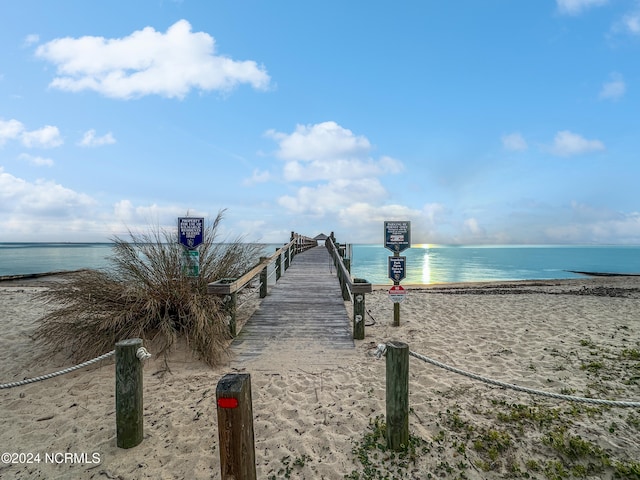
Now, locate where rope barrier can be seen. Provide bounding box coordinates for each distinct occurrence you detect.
[365,308,376,327]
[376,344,640,408]
[0,350,116,390]
[136,347,152,361]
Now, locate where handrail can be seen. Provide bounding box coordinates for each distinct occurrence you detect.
[326,235,372,295]
[207,232,317,336]
[207,239,296,295]
[326,235,371,340]
[207,232,317,295]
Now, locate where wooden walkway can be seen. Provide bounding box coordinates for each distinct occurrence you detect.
[229,246,355,368]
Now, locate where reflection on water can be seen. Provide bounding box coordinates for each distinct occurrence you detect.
[421,249,431,284]
[3,243,640,285]
[350,244,640,285]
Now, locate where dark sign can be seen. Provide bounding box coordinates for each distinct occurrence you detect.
[388,256,407,282]
[384,221,411,253]
[178,217,204,249]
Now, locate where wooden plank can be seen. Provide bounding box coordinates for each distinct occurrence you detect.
[230,246,355,365]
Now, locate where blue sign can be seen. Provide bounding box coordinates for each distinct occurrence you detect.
[388,256,407,282]
[384,221,411,253]
[178,217,204,249]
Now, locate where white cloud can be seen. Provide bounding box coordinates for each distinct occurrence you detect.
[1,119,63,149]
[550,130,605,156]
[0,119,24,146]
[35,19,271,99]
[501,132,528,152]
[23,34,39,47]
[281,156,403,182]
[464,217,483,236]
[544,203,640,243]
[18,153,54,167]
[330,202,451,244]
[242,168,271,186]
[278,178,388,215]
[556,0,608,15]
[267,121,403,181]
[110,200,187,231]
[338,202,421,226]
[0,168,198,241]
[267,121,371,161]
[266,121,407,237]
[0,167,95,215]
[20,125,63,148]
[78,129,116,147]
[617,10,640,35]
[599,73,626,100]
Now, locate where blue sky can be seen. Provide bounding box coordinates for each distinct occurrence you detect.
[1,0,639,244]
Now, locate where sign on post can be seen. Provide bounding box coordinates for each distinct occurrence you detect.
[388,285,407,303]
[385,220,411,325]
[178,217,204,249]
[384,221,411,253]
[388,256,406,282]
[182,249,200,277]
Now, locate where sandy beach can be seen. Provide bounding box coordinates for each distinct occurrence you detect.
[1,276,639,479]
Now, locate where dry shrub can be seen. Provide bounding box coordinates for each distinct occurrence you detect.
[34,211,263,367]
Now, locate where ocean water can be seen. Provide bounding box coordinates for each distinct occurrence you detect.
[0,243,282,277]
[350,244,640,285]
[1,243,639,284]
[0,243,115,276]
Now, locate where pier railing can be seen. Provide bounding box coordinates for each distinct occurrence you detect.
[207,232,317,335]
[326,234,372,340]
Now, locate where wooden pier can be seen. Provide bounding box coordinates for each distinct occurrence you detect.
[229,246,355,368]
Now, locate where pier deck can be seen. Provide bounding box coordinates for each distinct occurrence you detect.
[229,246,355,368]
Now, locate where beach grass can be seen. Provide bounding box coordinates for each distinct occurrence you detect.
[33,210,263,367]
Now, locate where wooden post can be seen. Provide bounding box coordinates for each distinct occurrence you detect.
[342,258,351,301]
[386,341,409,451]
[216,373,256,480]
[259,257,268,298]
[116,338,144,449]
[284,245,290,270]
[352,279,371,340]
[393,301,400,327]
[275,249,282,281]
[353,293,365,340]
[224,291,238,336]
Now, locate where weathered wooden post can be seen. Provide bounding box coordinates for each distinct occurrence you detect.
[284,244,290,270]
[225,292,238,336]
[335,253,343,285]
[216,373,256,480]
[341,258,351,301]
[386,341,409,451]
[393,302,400,327]
[115,338,145,449]
[275,249,282,281]
[352,279,369,340]
[259,257,268,298]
